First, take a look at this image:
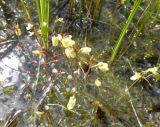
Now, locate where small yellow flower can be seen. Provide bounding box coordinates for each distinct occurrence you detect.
[35,111,44,115]
[32,50,42,56]
[67,95,76,110]
[52,34,62,46]
[130,72,142,81]
[95,79,101,87]
[15,29,22,36]
[79,47,92,55]
[61,36,75,48]
[65,48,76,58]
[14,23,22,36]
[26,23,33,30]
[97,62,109,72]
[55,17,64,23]
[28,31,34,36]
[146,67,158,75]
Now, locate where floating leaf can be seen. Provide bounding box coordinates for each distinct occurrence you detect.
[67,95,76,110]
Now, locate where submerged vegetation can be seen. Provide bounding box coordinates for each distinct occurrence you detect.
[0,0,160,127]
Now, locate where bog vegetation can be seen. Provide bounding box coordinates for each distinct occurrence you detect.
[0,0,160,127]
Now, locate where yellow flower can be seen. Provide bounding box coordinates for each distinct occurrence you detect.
[65,48,76,58]
[28,31,34,36]
[14,23,22,36]
[130,72,142,81]
[146,67,158,75]
[97,62,109,72]
[52,34,62,46]
[61,36,75,48]
[79,47,92,55]
[35,111,44,115]
[95,79,101,87]
[67,95,76,110]
[26,23,33,30]
[15,29,22,36]
[55,17,64,23]
[32,50,42,56]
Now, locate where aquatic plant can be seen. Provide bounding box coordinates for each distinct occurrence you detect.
[36,0,50,50]
[120,0,160,59]
[110,0,141,63]
[69,0,104,20]
[1,0,160,126]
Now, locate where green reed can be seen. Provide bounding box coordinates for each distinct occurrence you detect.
[69,0,104,20]
[36,0,50,50]
[119,0,160,58]
[110,0,142,63]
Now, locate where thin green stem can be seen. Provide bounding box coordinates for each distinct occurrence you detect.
[36,0,50,50]
[110,0,141,63]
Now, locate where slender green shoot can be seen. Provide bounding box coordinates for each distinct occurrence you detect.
[110,0,141,63]
[36,0,50,50]
[119,0,160,59]
[97,0,105,19]
[79,0,83,21]
[69,0,75,16]
[93,0,101,20]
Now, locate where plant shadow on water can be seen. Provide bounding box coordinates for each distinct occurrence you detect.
[0,0,160,127]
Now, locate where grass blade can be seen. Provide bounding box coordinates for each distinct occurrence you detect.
[36,0,50,50]
[110,0,141,63]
